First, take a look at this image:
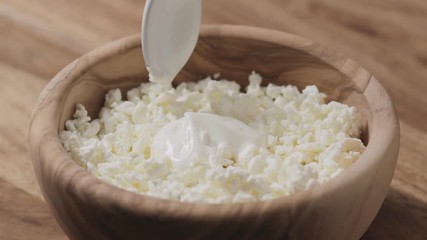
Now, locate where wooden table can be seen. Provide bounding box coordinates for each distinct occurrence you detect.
[1,1,426,239]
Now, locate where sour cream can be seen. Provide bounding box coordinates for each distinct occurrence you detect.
[151,112,264,170]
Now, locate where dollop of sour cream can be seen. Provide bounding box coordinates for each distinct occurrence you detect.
[151,112,264,170]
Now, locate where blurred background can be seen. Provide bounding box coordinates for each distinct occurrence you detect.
[0,0,426,239]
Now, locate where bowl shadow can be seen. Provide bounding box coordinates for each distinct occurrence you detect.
[362,186,427,240]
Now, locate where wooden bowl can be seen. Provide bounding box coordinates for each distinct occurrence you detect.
[29,25,399,240]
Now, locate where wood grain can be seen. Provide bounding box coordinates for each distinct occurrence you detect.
[29,27,398,240]
[0,63,46,199]
[0,177,66,240]
[0,0,426,239]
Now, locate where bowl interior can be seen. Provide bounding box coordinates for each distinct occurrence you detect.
[59,33,371,146]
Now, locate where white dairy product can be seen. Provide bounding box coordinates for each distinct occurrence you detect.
[151,112,264,171]
[59,72,365,203]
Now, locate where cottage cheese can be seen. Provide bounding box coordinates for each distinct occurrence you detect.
[59,72,365,203]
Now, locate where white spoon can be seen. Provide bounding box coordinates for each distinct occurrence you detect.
[142,0,202,85]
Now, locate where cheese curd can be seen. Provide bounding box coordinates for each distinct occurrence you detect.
[59,72,365,203]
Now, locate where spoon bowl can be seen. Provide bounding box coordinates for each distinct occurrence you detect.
[142,0,202,84]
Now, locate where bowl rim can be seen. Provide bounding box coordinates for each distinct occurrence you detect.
[30,24,399,220]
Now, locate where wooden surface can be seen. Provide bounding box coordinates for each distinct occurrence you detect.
[0,0,426,239]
